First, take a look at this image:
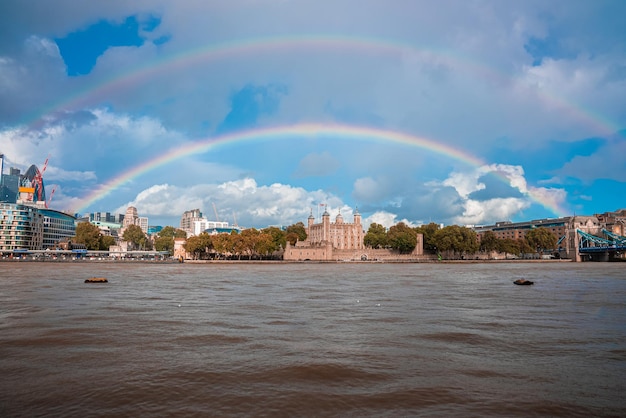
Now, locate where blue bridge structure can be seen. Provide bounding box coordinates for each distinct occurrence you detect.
[576,228,626,261]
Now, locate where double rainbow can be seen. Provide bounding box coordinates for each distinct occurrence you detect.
[71,123,569,217]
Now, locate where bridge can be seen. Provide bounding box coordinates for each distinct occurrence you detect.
[576,229,626,261]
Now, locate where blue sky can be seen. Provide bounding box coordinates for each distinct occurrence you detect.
[0,0,625,229]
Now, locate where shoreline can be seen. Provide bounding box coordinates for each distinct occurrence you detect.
[0,257,575,264]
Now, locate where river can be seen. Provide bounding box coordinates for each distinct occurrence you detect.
[1,261,625,417]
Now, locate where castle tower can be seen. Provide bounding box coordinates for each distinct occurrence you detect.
[354,207,361,225]
[307,209,315,236]
[322,207,330,242]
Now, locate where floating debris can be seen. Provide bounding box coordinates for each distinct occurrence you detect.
[85,277,108,283]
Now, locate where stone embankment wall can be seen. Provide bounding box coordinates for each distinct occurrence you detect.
[283,238,426,261]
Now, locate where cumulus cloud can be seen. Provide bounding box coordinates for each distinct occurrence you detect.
[116,178,345,228]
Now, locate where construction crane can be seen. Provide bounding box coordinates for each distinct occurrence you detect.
[46,186,57,208]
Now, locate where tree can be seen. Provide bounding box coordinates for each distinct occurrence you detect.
[153,226,187,255]
[212,233,233,259]
[285,222,307,243]
[432,225,479,259]
[158,226,187,239]
[525,227,557,254]
[231,231,247,260]
[479,230,499,253]
[262,226,287,252]
[99,235,116,251]
[154,235,174,254]
[74,222,102,250]
[387,222,417,253]
[184,236,203,259]
[498,238,520,256]
[123,225,148,250]
[239,228,260,258]
[255,232,276,257]
[183,232,213,259]
[364,223,388,249]
[414,222,440,253]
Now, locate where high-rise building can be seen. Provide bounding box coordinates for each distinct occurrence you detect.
[0,202,43,250]
[0,202,76,250]
[137,217,149,233]
[180,209,203,234]
[0,167,20,204]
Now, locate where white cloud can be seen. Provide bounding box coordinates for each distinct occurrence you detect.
[117,178,344,228]
[456,198,530,226]
[363,211,417,230]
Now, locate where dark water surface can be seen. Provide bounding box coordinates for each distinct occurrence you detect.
[1,262,625,417]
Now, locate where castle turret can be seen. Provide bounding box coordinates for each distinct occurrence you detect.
[354,207,361,225]
[307,209,315,237]
[322,207,330,242]
[336,210,344,224]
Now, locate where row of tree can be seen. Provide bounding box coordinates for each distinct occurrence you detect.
[72,221,309,259]
[364,222,558,259]
[183,223,307,259]
[73,218,558,260]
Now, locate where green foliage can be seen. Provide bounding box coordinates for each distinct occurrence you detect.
[525,227,557,253]
[364,223,388,249]
[74,222,102,250]
[211,233,233,258]
[387,222,417,253]
[99,235,116,251]
[158,226,187,239]
[183,232,213,259]
[123,224,148,250]
[497,238,520,256]
[432,225,479,258]
[479,230,499,252]
[285,222,307,242]
[239,228,260,257]
[414,222,440,253]
[262,226,287,251]
[152,226,186,255]
[254,232,276,256]
[154,235,174,254]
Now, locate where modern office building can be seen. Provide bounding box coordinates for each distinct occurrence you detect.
[40,207,78,249]
[0,202,44,250]
[0,202,76,251]
[193,219,241,235]
[0,167,21,203]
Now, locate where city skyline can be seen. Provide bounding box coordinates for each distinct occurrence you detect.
[1,1,625,229]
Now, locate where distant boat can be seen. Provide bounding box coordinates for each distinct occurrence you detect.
[513,279,534,286]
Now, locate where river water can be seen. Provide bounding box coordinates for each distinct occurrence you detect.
[1,261,625,417]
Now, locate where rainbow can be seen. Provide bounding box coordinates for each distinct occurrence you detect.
[72,123,569,217]
[25,34,618,136]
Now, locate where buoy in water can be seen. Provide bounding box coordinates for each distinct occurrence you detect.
[85,277,108,283]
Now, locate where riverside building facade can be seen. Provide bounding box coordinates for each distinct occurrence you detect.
[0,202,76,251]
